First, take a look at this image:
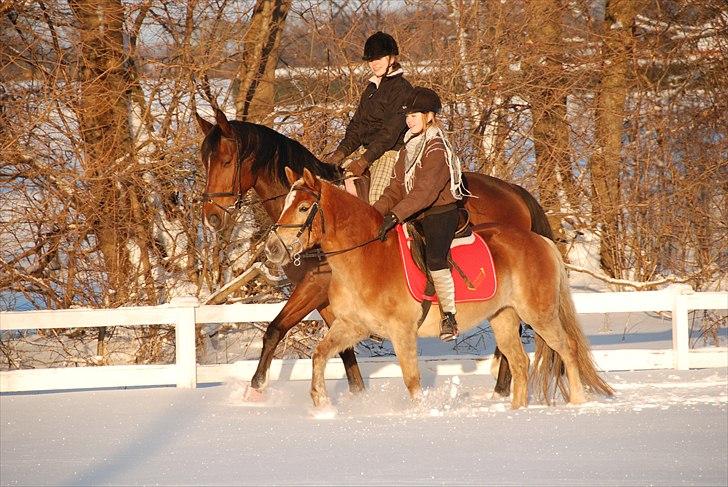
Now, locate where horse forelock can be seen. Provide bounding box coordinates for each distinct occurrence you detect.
[200,126,221,166]
[282,180,305,213]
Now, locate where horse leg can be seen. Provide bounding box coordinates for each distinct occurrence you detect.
[489,307,530,409]
[388,324,421,400]
[492,348,512,397]
[319,307,365,394]
[493,322,528,396]
[250,274,328,391]
[529,320,587,404]
[310,318,368,408]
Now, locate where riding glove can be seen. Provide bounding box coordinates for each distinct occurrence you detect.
[346,156,369,177]
[378,213,398,241]
[321,150,345,166]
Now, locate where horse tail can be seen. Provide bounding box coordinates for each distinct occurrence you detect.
[554,245,614,397]
[531,239,614,403]
[509,183,555,241]
[531,334,566,404]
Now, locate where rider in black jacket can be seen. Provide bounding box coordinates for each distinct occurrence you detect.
[323,32,413,203]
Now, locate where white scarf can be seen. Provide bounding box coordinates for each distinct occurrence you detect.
[402,125,468,199]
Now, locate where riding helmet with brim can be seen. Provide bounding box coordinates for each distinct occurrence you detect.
[404,87,442,114]
[362,31,399,61]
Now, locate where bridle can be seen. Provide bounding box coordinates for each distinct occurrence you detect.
[202,136,246,214]
[268,185,380,267]
[268,186,325,266]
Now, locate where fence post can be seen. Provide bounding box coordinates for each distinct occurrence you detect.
[670,285,692,371]
[170,296,199,388]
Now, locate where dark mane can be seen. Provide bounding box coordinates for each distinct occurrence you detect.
[202,121,342,186]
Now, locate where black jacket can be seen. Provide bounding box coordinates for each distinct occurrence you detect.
[336,66,413,164]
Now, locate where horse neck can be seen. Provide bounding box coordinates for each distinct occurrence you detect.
[252,173,289,221]
[319,183,388,257]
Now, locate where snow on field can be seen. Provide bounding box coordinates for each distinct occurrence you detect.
[1,209,725,484]
[1,368,726,486]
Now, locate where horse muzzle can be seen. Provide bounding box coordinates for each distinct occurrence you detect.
[264,232,303,266]
[202,203,230,232]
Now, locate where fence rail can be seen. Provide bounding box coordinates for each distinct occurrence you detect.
[1,285,725,393]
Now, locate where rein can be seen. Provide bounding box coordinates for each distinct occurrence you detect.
[296,236,380,263]
[202,130,373,265]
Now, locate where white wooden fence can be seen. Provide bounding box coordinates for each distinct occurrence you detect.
[0,285,725,393]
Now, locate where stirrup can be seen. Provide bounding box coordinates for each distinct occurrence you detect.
[439,312,459,342]
[369,334,385,344]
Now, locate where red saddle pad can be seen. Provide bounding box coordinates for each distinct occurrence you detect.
[395,224,497,303]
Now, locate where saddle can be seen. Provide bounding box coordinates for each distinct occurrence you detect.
[396,211,497,304]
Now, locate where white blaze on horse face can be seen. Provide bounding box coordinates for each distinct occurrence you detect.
[282,184,301,214]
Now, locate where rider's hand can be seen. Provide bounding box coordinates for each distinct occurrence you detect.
[321,150,345,166]
[378,213,398,241]
[347,156,369,177]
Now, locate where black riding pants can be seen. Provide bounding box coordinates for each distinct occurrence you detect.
[422,207,459,271]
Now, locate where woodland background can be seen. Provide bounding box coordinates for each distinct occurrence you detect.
[1,0,726,367]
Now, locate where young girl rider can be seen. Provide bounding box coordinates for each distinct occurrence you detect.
[373,87,466,341]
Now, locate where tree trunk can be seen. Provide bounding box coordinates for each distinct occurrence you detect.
[590,0,644,278]
[233,0,292,122]
[524,0,576,251]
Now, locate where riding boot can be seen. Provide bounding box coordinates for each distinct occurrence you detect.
[431,269,458,341]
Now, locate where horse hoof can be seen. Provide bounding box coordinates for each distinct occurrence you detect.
[491,390,510,400]
[241,384,266,403]
[310,404,337,420]
[569,394,587,405]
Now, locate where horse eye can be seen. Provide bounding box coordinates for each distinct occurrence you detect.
[298,204,309,212]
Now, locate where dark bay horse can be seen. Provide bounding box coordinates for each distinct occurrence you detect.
[266,168,613,408]
[195,108,554,397]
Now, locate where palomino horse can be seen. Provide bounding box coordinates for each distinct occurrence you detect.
[266,168,614,409]
[195,108,554,397]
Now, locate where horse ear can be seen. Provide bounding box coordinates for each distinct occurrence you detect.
[302,168,320,192]
[214,108,234,139]
[195,112,214,136]
[284,167,299,185]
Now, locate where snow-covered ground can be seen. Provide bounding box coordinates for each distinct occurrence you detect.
[1,367,726,486]
[1,225,725,485]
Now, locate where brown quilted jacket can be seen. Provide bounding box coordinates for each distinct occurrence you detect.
[372,135,457,221]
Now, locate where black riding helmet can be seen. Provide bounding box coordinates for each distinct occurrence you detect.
[404,86,442,114]
[362,31,399,61]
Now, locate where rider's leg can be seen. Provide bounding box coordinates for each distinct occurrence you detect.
[431,269,458,341]
[368,150,399,203]
[422,208,460,341]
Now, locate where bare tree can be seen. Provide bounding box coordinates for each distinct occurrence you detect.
[1,0,725,370]
[233,0,292,122]
[589,0,646,278]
